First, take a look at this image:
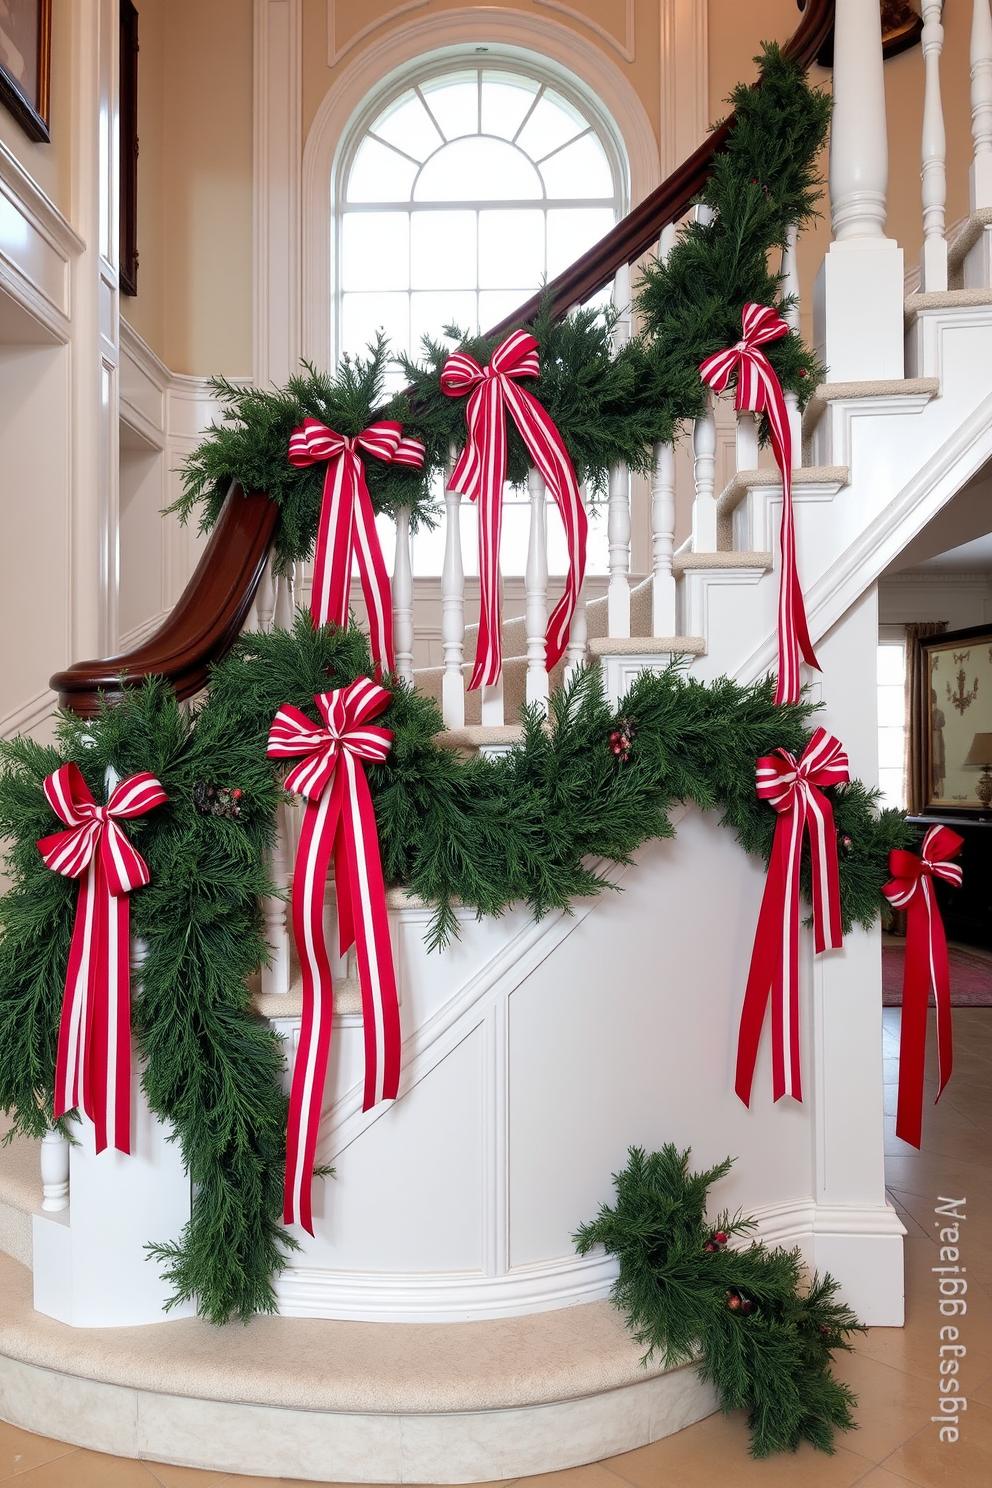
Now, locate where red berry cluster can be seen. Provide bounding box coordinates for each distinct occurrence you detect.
[193,783,244,819]
[704,1229,729,1254]
[608,716,636,762]
[726,1286,757,1315]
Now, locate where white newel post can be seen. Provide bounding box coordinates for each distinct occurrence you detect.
[920,1,948,292]
[393,506,415,686]
[441,474,466,729]
[524,468,549,709]
[813,0,904,379]
[971,0,992,210]
[651,441,677,635]
[691,395,717,552]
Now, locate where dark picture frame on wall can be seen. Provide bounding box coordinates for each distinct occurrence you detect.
[920,624,992,819]
[0,0,52,144]
[120,0,139,296]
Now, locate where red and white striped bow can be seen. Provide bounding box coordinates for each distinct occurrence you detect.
[700,303,819,705]
[288,418,425,675]
[37,763,167,1154]
[267,677,399,1233]
[441,330,587,689]
[883,825,963,1148]
[736,728,849,1107]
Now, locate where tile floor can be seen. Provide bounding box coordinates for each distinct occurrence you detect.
[0,1007,989,1488]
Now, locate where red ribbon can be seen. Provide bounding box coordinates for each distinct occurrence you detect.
[883,825,963,1148]
[700,303,819,706]
[441,330,588,690]
[267,678,400,1233]
[736,728,849,1106]
[37,764,167,1154]
[288,418,425,674]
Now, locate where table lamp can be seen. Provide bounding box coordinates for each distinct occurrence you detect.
[963,732,992,807]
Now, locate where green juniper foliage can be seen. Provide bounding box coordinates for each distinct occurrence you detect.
[636,43,831,435]
[575,1146,863,1457]
[171,336,439,570]
[0,680,294,1324]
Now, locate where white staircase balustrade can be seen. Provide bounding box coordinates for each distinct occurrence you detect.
[39,1129,69,1213]
[480,526,505,727]
[650,441,677,637]
[255,553,277,633]
[920,1,948,292]
[780,223,803,465]
[563,572,588,681]
[691,395,718,552]
[273,561,298,630]
[735,410,759,474]
[971,0,992,211]
[393,506,415,686]
[815,0,904,379]
[440,453,466,729]
[524,468,550,710]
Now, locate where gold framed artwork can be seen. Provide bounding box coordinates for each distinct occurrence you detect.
[0,0,52,144]
[921,625,992,816]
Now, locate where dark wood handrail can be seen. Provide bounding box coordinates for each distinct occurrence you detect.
[53,0,838,715]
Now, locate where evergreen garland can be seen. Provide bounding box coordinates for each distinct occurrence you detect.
[575,1145,863,1457]
[0,681,295,1324]
[636,43,831,435]
[170,337,439,570]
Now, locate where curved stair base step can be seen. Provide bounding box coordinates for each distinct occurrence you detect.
[0,1252,716,1483]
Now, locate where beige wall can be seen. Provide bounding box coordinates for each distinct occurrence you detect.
[0,0,73,215]
[121,0,253,377]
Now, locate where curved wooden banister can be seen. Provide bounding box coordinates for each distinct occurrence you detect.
[54,0,840,716]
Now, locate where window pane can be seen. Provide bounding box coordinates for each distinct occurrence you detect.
[877,684,905,728]
[371,90,443,163]
[347,137,417,202]
[479,289,532,329]
[412,289,478,346]
[481,73,540,141]
[341,291,409,360]
[877,642,905,685]
[341,213,409,291]
[547,208,615,277]
[421,74,479,141]
[516,90,586,160]
[411,211,476,290]
[878,769,905,810]
[878,727,905,770]
[478,209,544,289]
[540,132,614,200]
[415,137,543,201]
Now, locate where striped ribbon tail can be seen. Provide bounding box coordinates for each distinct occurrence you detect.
[883,826,963,1147]
[268,679,399,1234]
[700,302,818,705]
[441,331,587,690]
[288,418,425,677]
[735,729,849,1107]
[37,764,167,1154]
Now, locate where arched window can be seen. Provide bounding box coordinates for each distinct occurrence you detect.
[336,63,625,370]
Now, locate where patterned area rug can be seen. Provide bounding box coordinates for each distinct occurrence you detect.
[882,940,992,1007]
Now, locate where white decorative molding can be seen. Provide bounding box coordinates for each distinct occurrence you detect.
[659,0,708,179]
[327,0,430,67]
[301,7,661,370]
[535,0,635,64]
[0,139,81,342]
[0,688,56,742]
[254,0,302,388]
[275,1251,618,1322]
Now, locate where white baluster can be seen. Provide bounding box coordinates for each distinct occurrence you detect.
[691,396,717,552]
[735,411,759,473]
[524,468,549,710]
[607,462,631,638]
[393,507,415,686]
[40,1127,69,1212]
[780,223,802,466]
[441,462,466,729]
[612,261,633,343]
[972,0,992,210]
[564,588,587,681]
[658,221,677,262]
[256,553,276,633]
[815,0,904,380]
[261,801,292,996]
[920,1,948,292]
[273,561,298,631]
[480,496,504,726]
[651,441,676,636]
